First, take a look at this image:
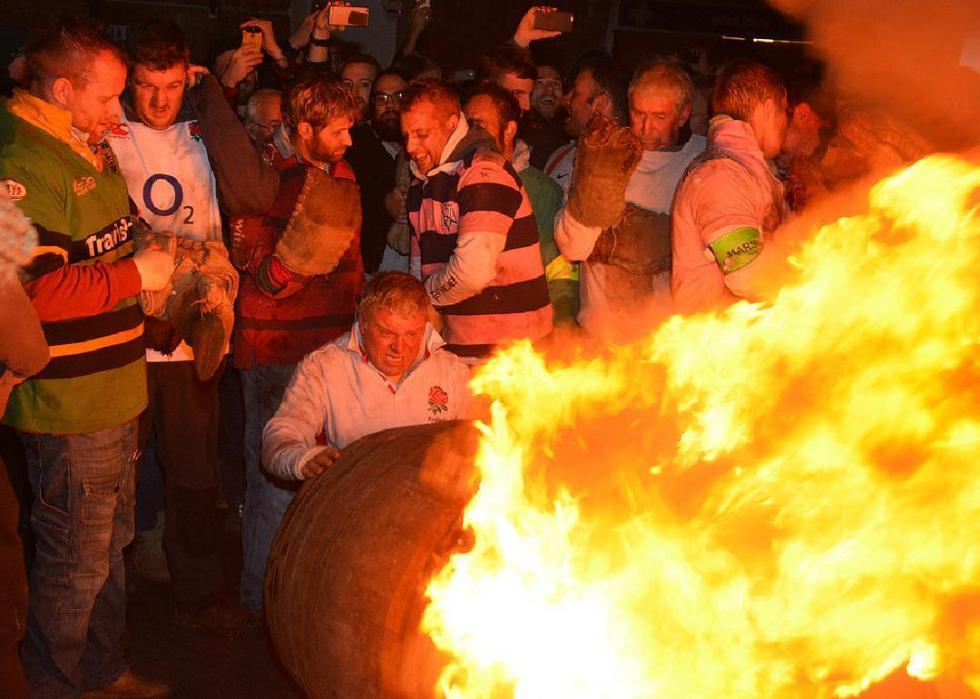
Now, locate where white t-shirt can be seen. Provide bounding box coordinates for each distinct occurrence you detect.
[544,142,576,199]
[554,134,706,337]
[110,114,223,362]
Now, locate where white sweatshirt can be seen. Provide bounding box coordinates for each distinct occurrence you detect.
[554,135,706,337]
[261,322,472,480]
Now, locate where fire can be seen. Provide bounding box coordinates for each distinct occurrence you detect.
[421,154,980,699]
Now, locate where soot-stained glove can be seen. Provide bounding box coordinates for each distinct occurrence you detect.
[0,193,48,380]
[567,113,642,229]
[135,227,238,381]
[589,204,672,276]
[275,168,361,276]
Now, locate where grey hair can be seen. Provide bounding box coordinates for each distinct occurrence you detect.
[358,272,431,323]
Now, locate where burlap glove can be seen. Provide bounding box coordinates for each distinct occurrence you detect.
[0,192,48,413]
[567,114,642,228]
[134,228,238,381]
[0,190,37,280]
[275,168,361,276]
[386,154,413,255]
[589,204,672,276]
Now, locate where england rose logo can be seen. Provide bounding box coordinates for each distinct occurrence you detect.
[427,386,449,419]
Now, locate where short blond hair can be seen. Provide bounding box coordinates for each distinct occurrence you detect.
[358,272,431,322]
[400,78,460,121]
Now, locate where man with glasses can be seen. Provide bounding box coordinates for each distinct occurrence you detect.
[346,69,409,275]
[244,88,283,154]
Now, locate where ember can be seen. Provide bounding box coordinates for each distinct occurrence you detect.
[423,155,980,698]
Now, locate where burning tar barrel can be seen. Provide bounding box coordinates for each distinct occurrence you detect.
[265,420,478,699]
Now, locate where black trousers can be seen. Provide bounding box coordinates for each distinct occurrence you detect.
[140,360,225,609]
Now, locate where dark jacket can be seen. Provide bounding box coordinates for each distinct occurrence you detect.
[345,122,397,274]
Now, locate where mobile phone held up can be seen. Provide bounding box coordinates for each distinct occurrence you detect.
[241,25,263,49]
[533,11,574,33]
[328,5,370,27]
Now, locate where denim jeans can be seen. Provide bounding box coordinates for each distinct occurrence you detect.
[240,364,298,613]
[19,420,138,699]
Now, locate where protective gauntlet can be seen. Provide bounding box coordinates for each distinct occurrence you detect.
[275,168,361,276]
[136,227,238,381]
[567,114,642,228]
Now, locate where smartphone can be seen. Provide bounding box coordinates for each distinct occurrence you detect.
[532,11,574,33]
[241,25,263,49]
[450,68,476,83]
[328,5,370,27]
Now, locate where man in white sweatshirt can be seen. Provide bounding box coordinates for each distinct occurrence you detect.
[555,60,706,338]
[262,272,472,481]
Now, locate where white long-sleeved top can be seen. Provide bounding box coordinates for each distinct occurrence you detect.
[554,135,706,337]
[261,321,472,480]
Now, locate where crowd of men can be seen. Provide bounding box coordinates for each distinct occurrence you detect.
[0,2,924,697]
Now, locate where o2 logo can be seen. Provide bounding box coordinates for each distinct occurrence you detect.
[142,173,195,225]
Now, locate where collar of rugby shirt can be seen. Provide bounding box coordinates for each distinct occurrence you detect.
[6,89,103,171]
[347,320,446,388]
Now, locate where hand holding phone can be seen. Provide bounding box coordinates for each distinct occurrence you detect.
[241,25,263,49]
[532,10,573,33]
[513,6,572,49]
[328,5,370,27]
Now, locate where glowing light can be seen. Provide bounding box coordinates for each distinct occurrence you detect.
[423,155,980,698]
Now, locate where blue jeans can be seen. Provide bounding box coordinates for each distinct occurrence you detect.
[19,419,138,698]
[240,364,298,613]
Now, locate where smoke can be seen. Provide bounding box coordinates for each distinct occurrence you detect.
[767,0,980,150]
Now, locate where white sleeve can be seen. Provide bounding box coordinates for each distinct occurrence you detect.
[261,352,333,480]
[554,207,603,262]
[424,231,507,308]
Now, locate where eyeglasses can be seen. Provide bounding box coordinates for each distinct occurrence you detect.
[247,119,281,133]
[372,91,405,108]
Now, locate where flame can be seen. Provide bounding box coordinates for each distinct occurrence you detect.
[421,154,980,699]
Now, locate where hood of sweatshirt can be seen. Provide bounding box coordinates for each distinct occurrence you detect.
[707,114,778,185]
[409,113,500,181]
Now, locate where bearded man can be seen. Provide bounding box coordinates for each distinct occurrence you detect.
[345,68,409,274]
[190,71,363,616]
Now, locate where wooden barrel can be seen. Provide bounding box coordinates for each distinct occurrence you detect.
[265,420,478,699]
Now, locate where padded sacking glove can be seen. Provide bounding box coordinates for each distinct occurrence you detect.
[567,113,642,229]
[275,168,361,277]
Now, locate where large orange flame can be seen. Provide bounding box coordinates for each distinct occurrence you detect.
[422,154,980,698]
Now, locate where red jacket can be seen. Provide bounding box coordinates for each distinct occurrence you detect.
[188,76,362,369]
[229,152,363,369]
